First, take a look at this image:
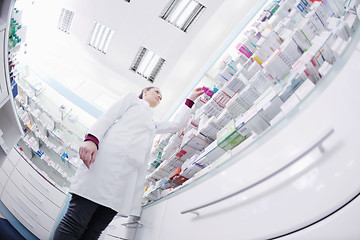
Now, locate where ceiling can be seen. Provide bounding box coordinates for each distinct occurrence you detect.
[17,0,264,121]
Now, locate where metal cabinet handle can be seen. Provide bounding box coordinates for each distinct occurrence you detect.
[121,221,143,228]
[181,127,335,216]
[16,196,38,219]
[28,174,49,192]
[22,184,44,205]
[12,207,34,229]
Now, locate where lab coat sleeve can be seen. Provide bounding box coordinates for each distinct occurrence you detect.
[87,93,137,141]
[155,104,192,134]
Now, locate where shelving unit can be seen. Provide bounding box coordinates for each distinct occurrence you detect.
[12,67,93,193]
[143,0,360,205]
[0,0,23,164]
[0,2,93,239]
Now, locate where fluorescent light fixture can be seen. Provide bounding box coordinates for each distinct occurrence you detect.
[89,22,115,54]
[160,0,205,32]
[58,8,75,33]
[130,47,165,83]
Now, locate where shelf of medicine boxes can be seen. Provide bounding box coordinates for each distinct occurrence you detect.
[142,0,360,204]
[11,72,90,193]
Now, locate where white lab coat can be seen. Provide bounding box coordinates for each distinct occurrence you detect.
[70,92,192,216]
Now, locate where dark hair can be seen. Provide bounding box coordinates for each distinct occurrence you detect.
[139,87,155,99]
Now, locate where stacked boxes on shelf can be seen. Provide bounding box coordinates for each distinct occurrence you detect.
[143,0,360,203]
[12,72,87,192]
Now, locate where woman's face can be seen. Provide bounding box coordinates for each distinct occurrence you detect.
[143,87,162,108]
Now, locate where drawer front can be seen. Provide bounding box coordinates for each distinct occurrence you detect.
[7,148,21,166]
[16,159,67,207]
[0,181,3,195]
[1,158,14,177]
[0,168,8,186]
[1,190,51,240]
[5,180,56,231]
[11,169,61,220]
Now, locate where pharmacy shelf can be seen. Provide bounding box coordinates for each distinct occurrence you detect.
[14,144,69,194]
[16,75,88,141]
[143,0,360,207]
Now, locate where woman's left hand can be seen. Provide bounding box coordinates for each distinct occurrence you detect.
[188,87,204,101]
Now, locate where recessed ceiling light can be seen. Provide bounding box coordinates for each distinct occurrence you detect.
[160,0,205,32]
[58,8,75,33]
[130,47,165,83]
[89,22,114,54]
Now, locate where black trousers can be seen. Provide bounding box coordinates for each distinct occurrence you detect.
[53,194,117,240]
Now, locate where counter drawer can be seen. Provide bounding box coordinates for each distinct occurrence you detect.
[7,148,21,166]
[4,180,56,231]
[16,158,67,207]
[0,168,8,186]
[1,190,51,240]
[1,157,14,177]
[11,168,61,220]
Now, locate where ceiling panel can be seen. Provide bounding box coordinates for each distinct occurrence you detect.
[19,0,264,121]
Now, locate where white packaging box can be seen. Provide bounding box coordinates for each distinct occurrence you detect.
[249,70,273,94]
[263,49,291,80]
[268,14,283,28]
[280,38,303,66]
[306,11,325,32]
[325,0,346,17]
[201,99,223,117]
[296,0,311,17]
[226,76,246,93]
[294,78,316,100]
[222,86,236,98]
[276,20,287,36]
[215,109,234,127]
[287,9,304,29]
[291,29,311,52]
[224,65,237,76]
[226,59,237,70]
[199,120,221,141]
[244,29,260,45]
[344,11,359,32]
[292,50,322,83]
[334,20,352,41]
[239,85,261,107]
[189,135,211,151]
[312,31,336,64]
[214,73,228,85]
[311,2,332,24]
[220,68,233,80]
[246,114,270,135]
[254,87,278,109]
[344,0,360,10]
[281,94,301,114]
[233,53,249,66]
[212,89,233,108]
[317,61,333,77]
[299,16,318,36]
[181,128,197,148]
[257,28,283,59]
[258,95,284,123]
[235,67,251,82]
[247,61,262,78]
[277,3,292,18]
[181,155,198,171]
[239,36,257,53]
[182,144,200,157]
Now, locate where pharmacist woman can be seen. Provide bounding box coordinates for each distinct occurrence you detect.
[53,87,204,240]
